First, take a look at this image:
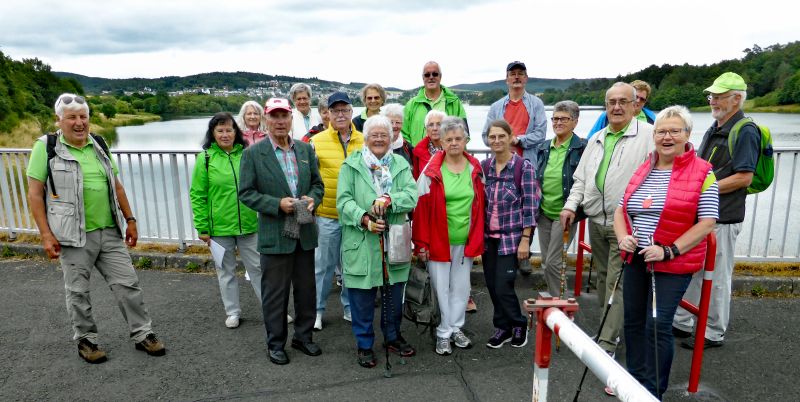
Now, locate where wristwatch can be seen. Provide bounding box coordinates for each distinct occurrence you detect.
[126,216,137,223]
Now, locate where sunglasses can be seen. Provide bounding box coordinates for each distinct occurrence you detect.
[423,72,440,78]
[57,95,86,107]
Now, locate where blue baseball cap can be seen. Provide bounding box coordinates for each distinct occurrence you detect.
[327,92,352,108]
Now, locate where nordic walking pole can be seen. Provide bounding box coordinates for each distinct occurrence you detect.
[556,229,569,352]
[376,207,393,378]
[572,260,624,401]
[647,234,660,396]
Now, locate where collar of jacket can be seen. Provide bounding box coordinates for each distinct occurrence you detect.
[646,142,697,171]
[209,142,243,155]
[537,132,582,151]
[413,85,458,103]
[422,150,482,182]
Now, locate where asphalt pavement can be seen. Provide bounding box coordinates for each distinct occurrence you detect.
[0,258,797,401]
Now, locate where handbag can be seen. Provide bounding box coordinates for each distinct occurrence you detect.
[386,218,412,264]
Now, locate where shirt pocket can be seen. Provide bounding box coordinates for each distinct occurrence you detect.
[501,183,519,204]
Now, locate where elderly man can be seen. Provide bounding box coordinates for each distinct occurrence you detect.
[588,79,657,138]
[309,92,364,330]
[27,93,165,364]
[560,82,654,358]
[239,97,325,365]
[289,83,322,140]
[401,61,467,146]
[482,61,547,166]
[673,72,761,350]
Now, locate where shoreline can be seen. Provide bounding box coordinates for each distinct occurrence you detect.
[0,113,161,149]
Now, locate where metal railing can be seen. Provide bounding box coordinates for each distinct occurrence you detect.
[2,147,800,261]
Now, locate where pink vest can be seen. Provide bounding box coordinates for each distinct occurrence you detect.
[622,144,713,274]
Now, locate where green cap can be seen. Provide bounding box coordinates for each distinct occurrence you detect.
[705,72,747,93]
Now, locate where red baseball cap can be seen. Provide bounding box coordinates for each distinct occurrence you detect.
[264,98,292,114]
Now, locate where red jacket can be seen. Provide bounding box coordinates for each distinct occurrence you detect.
[412,136,435,180]
[621,144,713,274]
[412,151,485,262]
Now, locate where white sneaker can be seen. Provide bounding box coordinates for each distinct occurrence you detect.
[225,315,240,328]
[314,313,323,331]
[287,315,294,324]
[435,336,452,355]
[343,310,352,322]
[451,330,472,349]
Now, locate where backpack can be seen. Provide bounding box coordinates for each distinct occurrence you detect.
[44,133,110,198]
[727,117,774,194]
[480,156,523,191]
[403,261,440,338]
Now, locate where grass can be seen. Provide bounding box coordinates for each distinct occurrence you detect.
[0,113,161,149]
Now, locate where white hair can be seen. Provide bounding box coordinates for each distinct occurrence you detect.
[363,115,392,139]
[381,103,404,119]
[235,100,266,132]
[441,116,467,138]
[424,109,447,127]
[289,83,312,101]
[605,82,636,102]
[54,93,89,118]
[732,90,747,109]
[655,105,693,133]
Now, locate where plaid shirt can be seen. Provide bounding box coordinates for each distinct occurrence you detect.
[483,154,541,256]
[268,135,299,197]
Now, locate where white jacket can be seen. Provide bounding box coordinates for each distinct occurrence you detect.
[290,109,322,140]
[563,119,654,226]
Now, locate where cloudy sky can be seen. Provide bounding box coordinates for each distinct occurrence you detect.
[2,0,797,89]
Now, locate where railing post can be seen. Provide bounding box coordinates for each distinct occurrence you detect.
[0,155,18,240]
[687,232,717,393]
[169,154,187,251]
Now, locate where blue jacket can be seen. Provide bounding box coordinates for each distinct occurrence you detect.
[481,92,547,167]
[587,107,656,139]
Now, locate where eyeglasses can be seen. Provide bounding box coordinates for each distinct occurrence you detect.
[368,133,390,140]
[551,116,572,123]
[57,95,86,107]
[423,72,440,78]
[636,96,648,103]
[330,108,351,116]
[426,122,442,128]
[654,128,686,138]
[707,93,736,102]
[606,99,634,107]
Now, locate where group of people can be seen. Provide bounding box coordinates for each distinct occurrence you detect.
[28,61,761,400]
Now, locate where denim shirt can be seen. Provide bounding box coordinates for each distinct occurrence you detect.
[481,92,547,166]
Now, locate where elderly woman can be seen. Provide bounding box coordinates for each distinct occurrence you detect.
[190,112,262,329]
[411,109,445,180]
[289,83,322,139]
[482,120,540,349]
[304,98,330,143]
[613,106,718,399]
[337,115,418,368]
[236,100,267,145]
[534,101,586,296]
[382,103,413,166]
[413,117,485,356]
[353,83,387,132]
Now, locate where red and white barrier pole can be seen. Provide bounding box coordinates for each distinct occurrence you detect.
[526,295,658,402]
[573,220,591,297]
[677,232,717,393]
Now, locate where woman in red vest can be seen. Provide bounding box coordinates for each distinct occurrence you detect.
[613,105,718,400]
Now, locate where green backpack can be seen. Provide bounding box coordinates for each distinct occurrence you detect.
[728,117,774,194]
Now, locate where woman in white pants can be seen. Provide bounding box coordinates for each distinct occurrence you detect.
[412,117,485,355]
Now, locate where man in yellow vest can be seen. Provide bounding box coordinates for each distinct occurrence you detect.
[309,92,364,330]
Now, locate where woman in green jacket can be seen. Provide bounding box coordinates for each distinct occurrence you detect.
[337,115,419,368]
[190,112,262,329]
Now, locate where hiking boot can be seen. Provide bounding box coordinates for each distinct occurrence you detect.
[225,315,240,329]
[77,339,107,364]
[135,333,166,356]
[510,326,528,348]
[486,328,511,349]
[385,335,416,357]
[451,330,472,349]
[466,296,477,313]
[435,336,452,356]
[357,349,377,368]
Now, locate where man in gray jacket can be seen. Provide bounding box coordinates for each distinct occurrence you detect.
[27,93,165,364]
[560,82,654,359]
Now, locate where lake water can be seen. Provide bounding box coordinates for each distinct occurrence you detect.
[114,105,800,151]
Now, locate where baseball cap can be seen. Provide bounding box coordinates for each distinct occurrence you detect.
[506,61,526,71]
[264,98,292,114]
[327,91,352,108]
[705,72,747,93]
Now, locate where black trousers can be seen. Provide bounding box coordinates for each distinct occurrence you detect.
[482,238,527,330]
[260,243,316,351]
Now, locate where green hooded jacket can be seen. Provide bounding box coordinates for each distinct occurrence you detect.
[401,85,467,146]
[336,150,418,289]
[190,143,258,236]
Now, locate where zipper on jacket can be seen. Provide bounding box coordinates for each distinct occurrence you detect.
[227,152,244,234]
[708,146,718,163]
[596,135,621,226]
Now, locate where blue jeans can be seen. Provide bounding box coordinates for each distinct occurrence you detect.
[348,282,405,350]
[623,252,692,400]
[314,217,350,314]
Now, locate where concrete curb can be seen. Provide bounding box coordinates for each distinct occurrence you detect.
[2,241,797,295]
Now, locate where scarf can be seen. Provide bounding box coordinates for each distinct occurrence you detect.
[361,145,393,195]
[391,134,405,150]
[427,139,443,156]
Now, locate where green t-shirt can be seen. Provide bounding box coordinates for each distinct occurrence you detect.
[27,135,120,232]
[635,110,648,122]
[541,134,573,220]
[595,122,630,191]
[427,92,447,112]
[441,163,474,245]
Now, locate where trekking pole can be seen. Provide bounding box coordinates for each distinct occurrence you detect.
[556,230,569,352]
[378,213,393,378]
[572,259,624,401]
[648,234,660,396]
